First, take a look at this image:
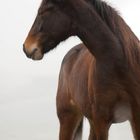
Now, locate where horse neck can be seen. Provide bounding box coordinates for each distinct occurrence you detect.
[66,0,124,63]
[91,0,140,67]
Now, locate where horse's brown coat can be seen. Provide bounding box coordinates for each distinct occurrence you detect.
[23,0,140,139]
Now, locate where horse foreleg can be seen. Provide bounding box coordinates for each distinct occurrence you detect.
[57,91,83,140]
[88,120,97,140]
[58,111,82,140]
[91,106,111,140]
[130,108,140,140]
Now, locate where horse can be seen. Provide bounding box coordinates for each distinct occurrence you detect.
[23,0,140,139]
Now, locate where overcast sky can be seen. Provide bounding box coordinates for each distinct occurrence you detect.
[0,0,140,140]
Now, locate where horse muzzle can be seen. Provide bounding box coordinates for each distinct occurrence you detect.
[23,43,43,60]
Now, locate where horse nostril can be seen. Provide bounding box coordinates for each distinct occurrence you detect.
[23,43,41,59]
[32,48,38,55]
[23,44,33,58]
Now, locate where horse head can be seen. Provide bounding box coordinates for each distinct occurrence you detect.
[23,0,78,60]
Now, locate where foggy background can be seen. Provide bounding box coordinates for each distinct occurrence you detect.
[0,0,140,139]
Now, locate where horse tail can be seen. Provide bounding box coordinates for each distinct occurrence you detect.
[74,118,83,140]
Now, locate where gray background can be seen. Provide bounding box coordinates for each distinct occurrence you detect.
[0,0,140,139]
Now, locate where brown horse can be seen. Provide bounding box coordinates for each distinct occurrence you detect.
[23,0,140,139]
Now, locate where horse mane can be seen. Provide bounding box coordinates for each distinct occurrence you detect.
[90,0,118,30]
[89,0,140,67]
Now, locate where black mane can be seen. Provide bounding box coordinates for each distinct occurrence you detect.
[89,0,119,34]
[91,0,116,19]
